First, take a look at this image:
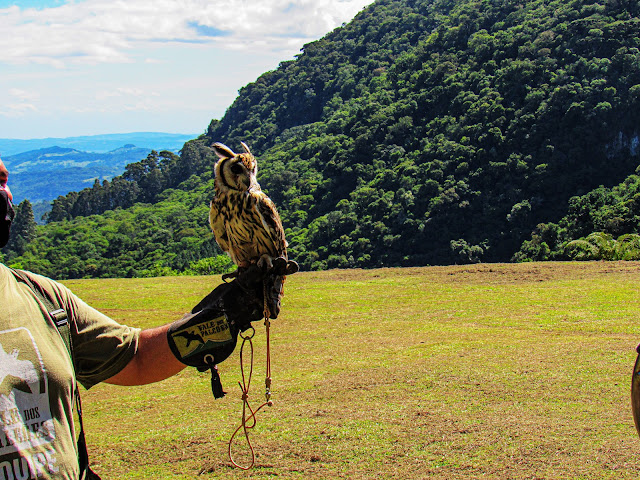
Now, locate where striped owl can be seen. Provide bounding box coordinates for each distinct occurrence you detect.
[209,142,287,272]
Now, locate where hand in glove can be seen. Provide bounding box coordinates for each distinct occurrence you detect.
[167,259,298,397]
[259,256,299,319]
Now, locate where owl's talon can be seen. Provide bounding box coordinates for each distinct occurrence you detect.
[257,255,273,272]
[285,259,299,275]
[269,257,287,274]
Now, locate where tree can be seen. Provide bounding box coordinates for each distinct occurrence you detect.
[3,200,38,258]
[11,0,640,276]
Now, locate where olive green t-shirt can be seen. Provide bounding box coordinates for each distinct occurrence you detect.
[0,265,140,479]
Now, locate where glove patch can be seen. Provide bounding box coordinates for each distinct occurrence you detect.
[169,312,233,360]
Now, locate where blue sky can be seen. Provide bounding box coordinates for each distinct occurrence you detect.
[0,0,373,139]
[0,0,66,7]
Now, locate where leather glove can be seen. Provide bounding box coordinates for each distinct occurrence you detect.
[167,259,298,397]
[258,257,299,319]
[632,344,640,437]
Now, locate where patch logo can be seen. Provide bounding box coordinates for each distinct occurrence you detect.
[170,314,232,359]
[0,327,58,476]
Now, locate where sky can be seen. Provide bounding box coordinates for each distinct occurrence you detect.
[0,0,374,139]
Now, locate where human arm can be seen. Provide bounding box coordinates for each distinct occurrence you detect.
[104,264,278,387]
[100,260,297,389]
[105,323,186,386]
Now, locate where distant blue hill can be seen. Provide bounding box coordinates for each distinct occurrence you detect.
[1,132,199,222]
[0,132,197,156]
[4,144,154,206]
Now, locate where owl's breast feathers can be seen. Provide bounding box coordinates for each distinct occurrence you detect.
[210,189,287,266]
[208,200,229,252]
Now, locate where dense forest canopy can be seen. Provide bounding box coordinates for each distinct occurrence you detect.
[3,0,640,278]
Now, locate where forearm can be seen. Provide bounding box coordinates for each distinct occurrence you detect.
[106,323,187,386]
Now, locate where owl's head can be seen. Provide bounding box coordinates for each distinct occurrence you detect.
[212,142,258,193]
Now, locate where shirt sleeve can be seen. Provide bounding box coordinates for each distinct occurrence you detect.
[26,271,141,389]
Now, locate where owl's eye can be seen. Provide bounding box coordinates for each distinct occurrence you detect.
[230,164,243,175]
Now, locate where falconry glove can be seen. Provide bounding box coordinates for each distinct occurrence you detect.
[631,344,640,437]
[241,256,299,319]
[167,259,298,397]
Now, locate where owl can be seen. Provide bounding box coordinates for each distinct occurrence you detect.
[209,141,287,272]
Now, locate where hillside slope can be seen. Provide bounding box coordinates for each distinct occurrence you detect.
[207,0,640,268]
[5,0,640,278]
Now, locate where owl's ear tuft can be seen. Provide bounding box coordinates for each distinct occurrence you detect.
[240,142,252,155]
[212,142,236,160]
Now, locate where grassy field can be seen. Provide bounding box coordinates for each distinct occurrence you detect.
[63,261,640,479]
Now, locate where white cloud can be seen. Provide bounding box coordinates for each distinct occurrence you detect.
[116,87,152,97]
[0,88,40,118]
[0,0,374,137]
[8,88,39,101]
[0,102,38,118]
[0,0,373,67]
[95,87,152,101]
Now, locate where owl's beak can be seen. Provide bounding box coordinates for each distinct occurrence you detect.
[246,177,259,192]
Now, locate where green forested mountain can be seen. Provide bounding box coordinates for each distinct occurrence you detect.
[4,0,640,278]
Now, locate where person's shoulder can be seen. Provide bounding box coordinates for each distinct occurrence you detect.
[4,265,66,297]
[0,263,25,283]
[0,263,14,282]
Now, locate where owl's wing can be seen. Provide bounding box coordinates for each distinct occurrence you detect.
[209,198,231,254]
[256,195,287,257]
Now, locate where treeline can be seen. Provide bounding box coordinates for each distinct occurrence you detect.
[2,142,232,279]
[515,169,640,261]
[45,142,213,222]
[3,0,640,278]
[4,187,233,279]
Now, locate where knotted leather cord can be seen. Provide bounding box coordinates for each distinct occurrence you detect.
[229,281,273,470]
[263,279,273,405]
[227,278,279,469]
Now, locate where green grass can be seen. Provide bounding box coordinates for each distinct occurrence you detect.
[63,262,640,479]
